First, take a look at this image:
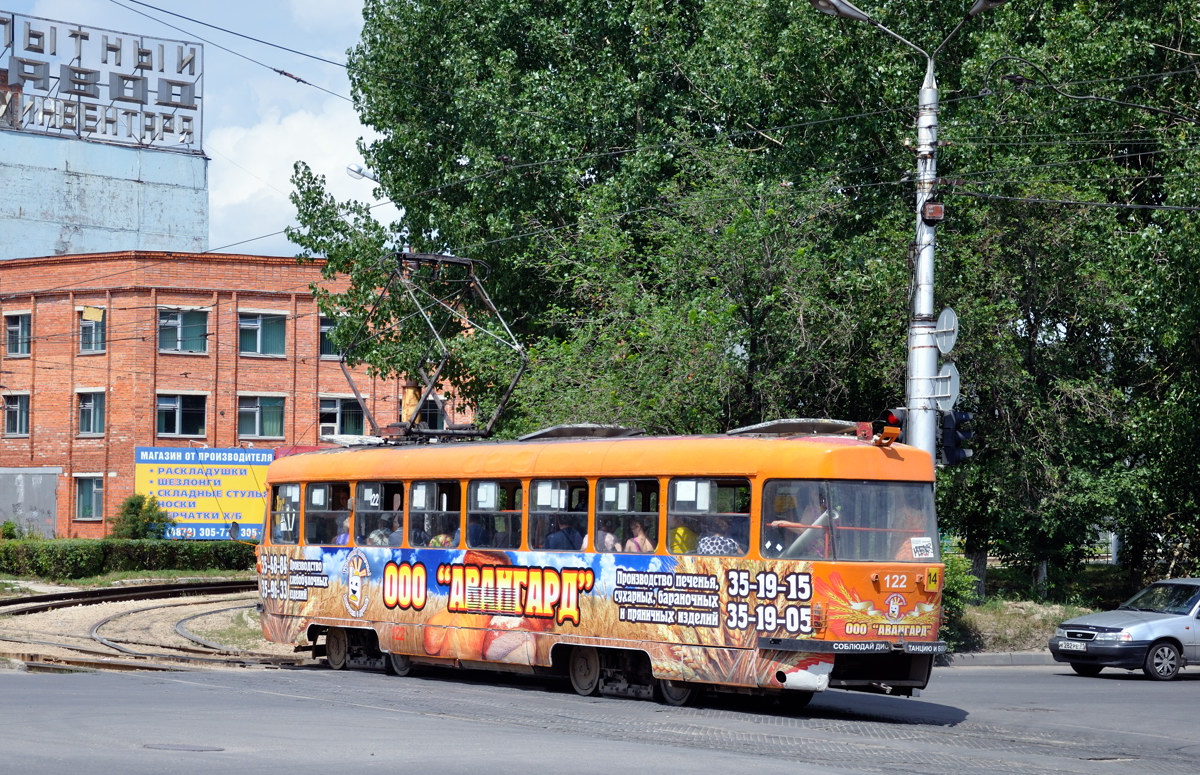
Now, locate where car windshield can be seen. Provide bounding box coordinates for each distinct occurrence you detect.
[1119,583,1200,615]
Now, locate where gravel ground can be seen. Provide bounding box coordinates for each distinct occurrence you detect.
[0,591,302,668]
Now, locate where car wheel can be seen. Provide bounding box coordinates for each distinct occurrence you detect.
[1069,662,1103,677]
[1142,641,1180,681]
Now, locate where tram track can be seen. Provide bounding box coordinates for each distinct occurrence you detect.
[0,581,312,672]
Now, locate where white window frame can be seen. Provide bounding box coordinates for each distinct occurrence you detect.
[237,393,286,438]
[77,390,106,436]
[238,310,287,356]
[158,307,210,354]
[4,392,30,436]
[78,308,106,353]
[5,312,31,357]
[319,395,366,436]
[73,473,104,521]
[156,391,208,437]
[319,316,340,359]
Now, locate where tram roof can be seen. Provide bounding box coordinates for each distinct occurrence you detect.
[266,433,934,484]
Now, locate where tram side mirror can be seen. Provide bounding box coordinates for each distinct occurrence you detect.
[228,521,241,541]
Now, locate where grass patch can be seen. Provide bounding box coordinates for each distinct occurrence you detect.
[63,568,257,587]
[187,607,266,650]
[960,599,1093,652]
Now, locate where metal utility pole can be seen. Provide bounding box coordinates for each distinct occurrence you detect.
[808,0,1008,459]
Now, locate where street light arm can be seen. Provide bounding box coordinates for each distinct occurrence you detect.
[808,0,929,58]
[863,17,930,60]
[934,0,1010,57]
[931,15,971,58]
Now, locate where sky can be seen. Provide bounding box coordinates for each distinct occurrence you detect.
[9,0,396,256]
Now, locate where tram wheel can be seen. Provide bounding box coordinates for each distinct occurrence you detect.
[656,679,693,707]
[385,652,413,677]
[325,627,348,670]
[568,646,601,696]
[779,690,814,711]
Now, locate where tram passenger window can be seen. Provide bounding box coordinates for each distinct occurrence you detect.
[468,480,522,549]
[269,483,300,545]
[530,479,586,551]
[669,478,750,557]
[304,482,351,545]
[355,481,405,546]
[410,480,461,548]
[596,478,658,553]
[762,480,829,559]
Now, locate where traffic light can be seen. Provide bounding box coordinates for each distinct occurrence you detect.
[871,407,907,444]
[940,410,974,465]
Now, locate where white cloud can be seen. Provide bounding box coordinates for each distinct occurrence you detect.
[207,96,398,255]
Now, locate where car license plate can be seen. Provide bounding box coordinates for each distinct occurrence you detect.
[1058,640,1086,652]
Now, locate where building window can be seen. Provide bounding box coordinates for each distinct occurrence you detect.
[319,317,339,358]
[4,394,30,436]
[239,396,284,437]
[5,314,31,356]
[79,310,106,353]
[239,313,286,356]
[76,477,103,521]
[320,398,364,436]
[418,398,444,430]
[158,309,208,353]
[78,392,105,435]
[157,394,206,436]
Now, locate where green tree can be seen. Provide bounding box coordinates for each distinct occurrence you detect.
[289,0,1200,592]
[109,494,175,540]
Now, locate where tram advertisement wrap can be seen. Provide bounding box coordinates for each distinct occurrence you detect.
[259,547,941,687]
[135,447,273,540]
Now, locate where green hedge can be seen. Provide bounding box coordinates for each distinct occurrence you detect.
[0,539,256,581]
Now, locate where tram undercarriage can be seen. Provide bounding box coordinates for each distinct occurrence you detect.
[304,622,932,709]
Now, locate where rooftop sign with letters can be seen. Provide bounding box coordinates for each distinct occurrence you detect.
[0,11,203,151]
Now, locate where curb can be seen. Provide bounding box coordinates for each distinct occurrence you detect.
[939,651,1058,667]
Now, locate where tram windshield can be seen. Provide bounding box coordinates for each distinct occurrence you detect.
[761,480,937,562]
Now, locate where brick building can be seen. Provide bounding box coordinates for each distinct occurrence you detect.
[0,250,453,538]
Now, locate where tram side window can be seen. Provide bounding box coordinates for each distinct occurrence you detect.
[827,481,938,562]
[269,483,301,544]
[410,480,461,548]
[762,480,830,559]
[305,482,352,545]
[468,480,523,549]
[595,478,658,553]
[529,479,587,551]
[355,481,405,546]
[669,478,750,557]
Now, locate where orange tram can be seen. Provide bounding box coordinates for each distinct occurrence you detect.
[256,420,945,707]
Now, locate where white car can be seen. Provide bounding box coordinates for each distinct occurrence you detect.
[1048,578,1200,680]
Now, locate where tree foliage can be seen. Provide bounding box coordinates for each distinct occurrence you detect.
[289,0,1200,594]
[109,494,175,540]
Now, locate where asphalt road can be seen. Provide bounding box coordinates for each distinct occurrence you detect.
[2,661,1196,775]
